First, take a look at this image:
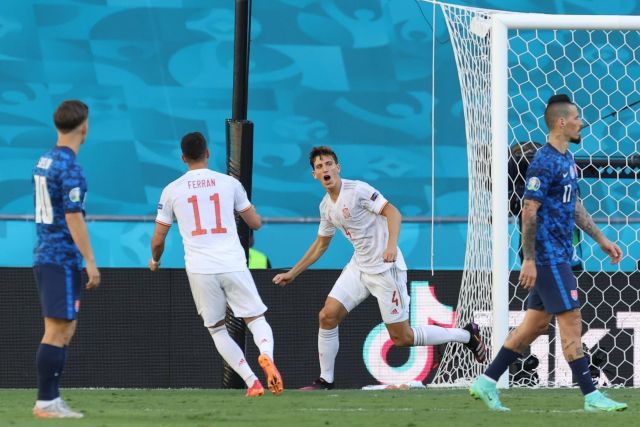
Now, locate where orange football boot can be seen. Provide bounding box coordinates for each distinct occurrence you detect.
[258,354,284,395]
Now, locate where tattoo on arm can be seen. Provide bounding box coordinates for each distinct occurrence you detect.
[574,200,604,242]
[521,199,540,261]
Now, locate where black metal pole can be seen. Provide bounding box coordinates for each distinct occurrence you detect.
[223,0,254,390]
[232,0,251,121]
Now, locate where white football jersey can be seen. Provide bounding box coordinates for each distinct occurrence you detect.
[156,168,251,274]
[318,179,407,274]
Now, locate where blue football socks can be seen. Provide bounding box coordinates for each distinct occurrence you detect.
[484,346,522,381]
[36,343,67,401]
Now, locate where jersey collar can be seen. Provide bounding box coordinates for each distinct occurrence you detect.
[54,146,76,158]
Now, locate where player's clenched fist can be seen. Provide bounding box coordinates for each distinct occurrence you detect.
[273,272,294,287]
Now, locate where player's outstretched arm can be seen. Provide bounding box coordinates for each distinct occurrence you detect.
[65,212,100,289]
[380,203,401,263]
[149,222,170,271]
[239,204,262,230]
[574,199,623,264]
[519,198,541,290]
[272,235,332,286]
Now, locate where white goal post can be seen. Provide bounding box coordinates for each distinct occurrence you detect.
[431,3,640,388]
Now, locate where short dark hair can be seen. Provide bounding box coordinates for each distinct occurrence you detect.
[309,146,338,168]
[181,132,208,162]
[53,100,89,133]
[544,94,574,130]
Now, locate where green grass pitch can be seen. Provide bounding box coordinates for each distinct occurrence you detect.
[0,388,636,426]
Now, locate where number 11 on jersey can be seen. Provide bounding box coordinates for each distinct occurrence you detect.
[187,193,228,236]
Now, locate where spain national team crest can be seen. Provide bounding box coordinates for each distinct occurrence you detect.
[342,207,351,219]
[570,290,578,301]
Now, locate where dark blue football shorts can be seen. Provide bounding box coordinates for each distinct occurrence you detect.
[527,263,580,314]
[34,264,83,320]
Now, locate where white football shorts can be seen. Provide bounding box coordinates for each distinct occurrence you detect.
[186,269,267,327]
[328,262,409,324]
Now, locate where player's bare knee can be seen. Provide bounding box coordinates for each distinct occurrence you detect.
[558,310,582,335]
[318,308,339,329]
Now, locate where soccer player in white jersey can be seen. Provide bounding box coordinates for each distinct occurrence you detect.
[148,132,283,397]
[273,146,487,390]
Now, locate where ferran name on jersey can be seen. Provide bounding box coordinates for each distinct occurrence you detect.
[187,178,216,189]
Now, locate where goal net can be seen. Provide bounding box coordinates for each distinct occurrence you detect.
[432,3,640,387]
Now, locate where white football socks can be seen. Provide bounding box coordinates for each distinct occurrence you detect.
[412,325,471,346]
[318,327,339,383]
[247,316,274,360]
[208,325,257,387]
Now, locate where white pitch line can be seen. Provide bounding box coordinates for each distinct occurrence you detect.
[299,408,415,412]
